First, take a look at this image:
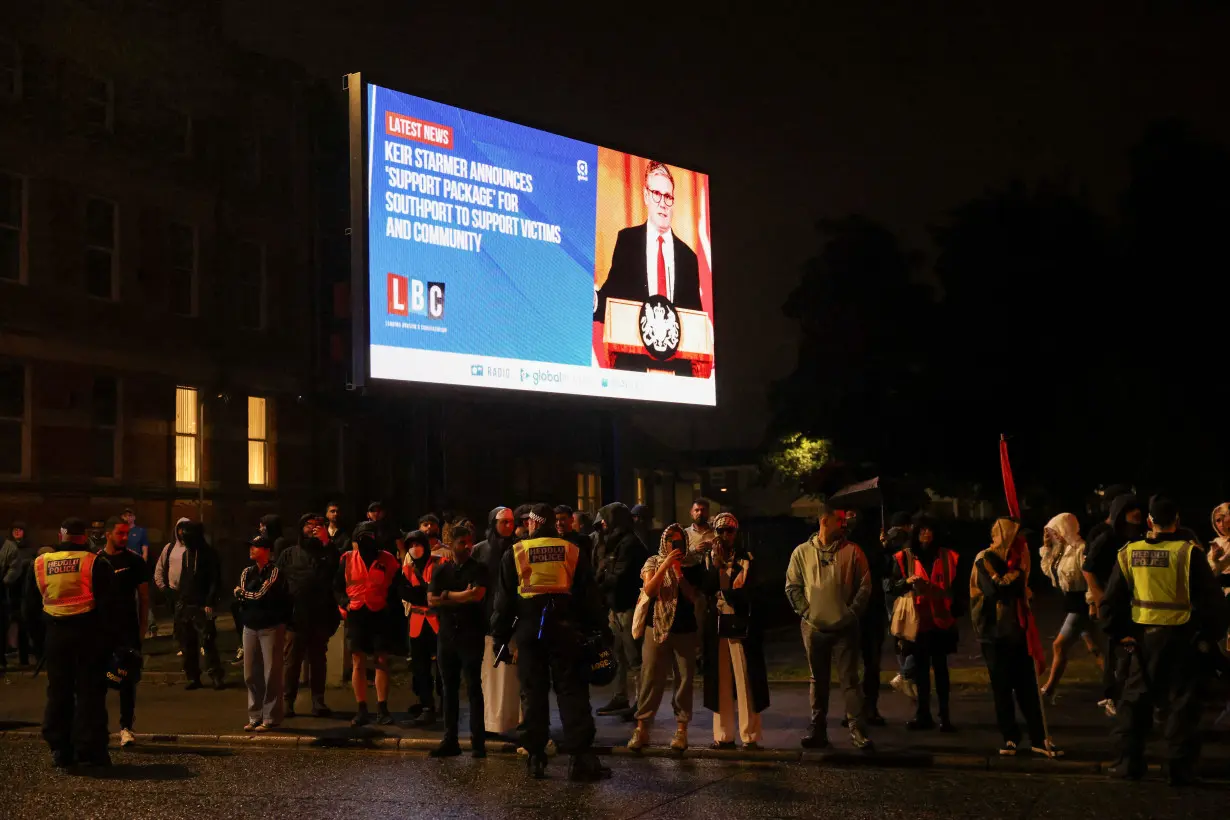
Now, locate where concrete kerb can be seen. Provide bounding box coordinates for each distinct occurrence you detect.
[0,729,1175,776]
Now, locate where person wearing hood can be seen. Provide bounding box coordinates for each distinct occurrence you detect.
[276,513,343,718]
[701,512,769,749]
[154,517,192,603]
[474,506,520,738]
[785,505,874,751]
[970,518,1059,758]
[888,514,960,732]
[1083,493,1144,714]
[592,502,649,718]
[401,529,443,727]
[1,520,39,668]
[335,520,401,727]
[1100,496,1229,786]
[627,523,706,752]
[491,503,610,782]
[86,519,107,554]
[173,521,225,690]
[260,514,289,559]
[1039,513,1104,701]
[630,504,654,551]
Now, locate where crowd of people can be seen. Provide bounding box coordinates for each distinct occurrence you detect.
[5,488,1228,786]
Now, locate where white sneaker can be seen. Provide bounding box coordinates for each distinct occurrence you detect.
[120,728,136,747]
[176,650,183,657]
[891,673,918,701]
[1097,698,1118,718]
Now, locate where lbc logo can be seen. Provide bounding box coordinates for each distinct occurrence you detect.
[387,274,445,319]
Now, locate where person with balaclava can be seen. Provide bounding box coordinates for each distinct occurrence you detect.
[174,521,225,690]
[1039,513,1103,701]
[336,520,400,727]
[492,503,610,782]
[401,529,443,727]
[474,506,520,738]
[1,520,39,668]
[276,513,342,718]
[593,502,648,719]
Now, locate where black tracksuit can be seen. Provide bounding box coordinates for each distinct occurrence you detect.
[24,548,113,760]
[276,535,342,711]
[1100,534,1229,777]
[492,539,605,757]
[174,527,224,684]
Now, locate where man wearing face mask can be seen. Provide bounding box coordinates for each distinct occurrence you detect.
[1083,493,1145,714]
[401,530,442,727]
[593,502,649,719]
[492,503,610,781]
[276,513,342,718]
[427,525,489,757]
[474,506,520,738]
[86,520,107,554]
[336,521,400,727]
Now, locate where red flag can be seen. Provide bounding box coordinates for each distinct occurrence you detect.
[999,435,1044,674]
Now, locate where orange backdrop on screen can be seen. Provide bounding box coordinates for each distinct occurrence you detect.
[593,147,713,321]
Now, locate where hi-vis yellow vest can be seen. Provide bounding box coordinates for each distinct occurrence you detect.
[1117,540,1194,626]
[34,550,98,617]
[513,537,579,597]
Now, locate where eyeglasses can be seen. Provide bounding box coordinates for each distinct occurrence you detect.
[716,527,737,535]
[646,188,675,206]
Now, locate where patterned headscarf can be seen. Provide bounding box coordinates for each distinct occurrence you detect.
[711,512,738,531]
[642,524,687,643]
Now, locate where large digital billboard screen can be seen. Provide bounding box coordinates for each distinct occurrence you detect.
[361,81,715,405]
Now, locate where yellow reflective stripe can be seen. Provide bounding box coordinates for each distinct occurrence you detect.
[1130,599,1190,611]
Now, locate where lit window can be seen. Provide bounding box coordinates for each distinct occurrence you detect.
[0,172,23,283]
[577,469,600,513]
[175,386,198,483]
[169,223,196,315]
[92,376,118,479]
[248,396,269,486]
[85,198,116,299]
[0,362,28,477]
[236,241,266,329]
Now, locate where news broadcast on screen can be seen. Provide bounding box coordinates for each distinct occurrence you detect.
[362,81,715,406]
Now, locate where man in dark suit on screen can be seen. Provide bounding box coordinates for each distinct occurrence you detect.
[594,162,702,321]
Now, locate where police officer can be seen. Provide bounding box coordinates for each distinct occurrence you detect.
[24,518,113,768]
[1100,496,1229,786]
[492,503,611,782]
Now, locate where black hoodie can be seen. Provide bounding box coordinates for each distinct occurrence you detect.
[1083,493,1143,588]
[473,506,516,628]
[177,523,222,608]
[1,522,36,589]
[275,520,343,633]
[595,502,649,613]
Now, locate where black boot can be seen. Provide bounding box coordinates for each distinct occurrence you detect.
[51,749,75,769]
[430,737,462,758]
[376,702,394,726]
[568,752,612,782]
[800,724,830,749]
[596,697,630,716]
[351,703,372,727]
[527,752,548,780]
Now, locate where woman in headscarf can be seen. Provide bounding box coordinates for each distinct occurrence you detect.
[473,506,521,738]
[889,514,960,732]
[1039,513,1103,701]
[700,512,769,749]
[1207,503,1230,590]
[628,524,704,752]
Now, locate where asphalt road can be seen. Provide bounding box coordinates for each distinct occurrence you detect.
[2,738,1227,820]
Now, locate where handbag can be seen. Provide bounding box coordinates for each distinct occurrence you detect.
[890,549,921,642]
[717,609,749,639]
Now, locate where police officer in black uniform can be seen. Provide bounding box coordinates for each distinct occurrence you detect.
[492,502,611,782]
[25,518,113,768]
[1100,496,1229,786]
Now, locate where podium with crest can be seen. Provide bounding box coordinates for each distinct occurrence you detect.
[601,297,714,378]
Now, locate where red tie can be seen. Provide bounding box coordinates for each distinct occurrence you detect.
[656,235,667,299]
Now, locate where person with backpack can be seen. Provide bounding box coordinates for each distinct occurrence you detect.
[1039,513,1104,701]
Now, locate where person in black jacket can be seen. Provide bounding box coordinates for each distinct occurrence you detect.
[473,506,520,738]
[1,521,39,669]
[235,534,290,731]
[173,521,225,690]
[275,513,342,718]
[1083,493,1145,713]
[593,502,649,718]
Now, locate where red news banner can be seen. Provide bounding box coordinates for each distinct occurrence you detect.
[385,112,453,149]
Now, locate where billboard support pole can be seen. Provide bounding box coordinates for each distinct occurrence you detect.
[601,409,619,507]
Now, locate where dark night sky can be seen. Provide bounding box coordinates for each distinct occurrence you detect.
[224,1,1230,452]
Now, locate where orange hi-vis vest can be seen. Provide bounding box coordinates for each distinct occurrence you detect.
[896,547,959,631]
[512,537,579,597]
[403,554,442,638]
[35,549,98,617]
[343,549,398,612]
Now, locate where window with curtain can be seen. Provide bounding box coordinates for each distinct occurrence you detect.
[175,386,198,483]
[248,396,269,486]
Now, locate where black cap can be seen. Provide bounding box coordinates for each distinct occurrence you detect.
[247,534,273,550]
[61,518,87,537]
[122,507,135,515]
[367,501,384,513]
[352,520,379,541]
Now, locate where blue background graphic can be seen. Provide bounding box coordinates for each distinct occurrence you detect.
[368,85,598,364]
